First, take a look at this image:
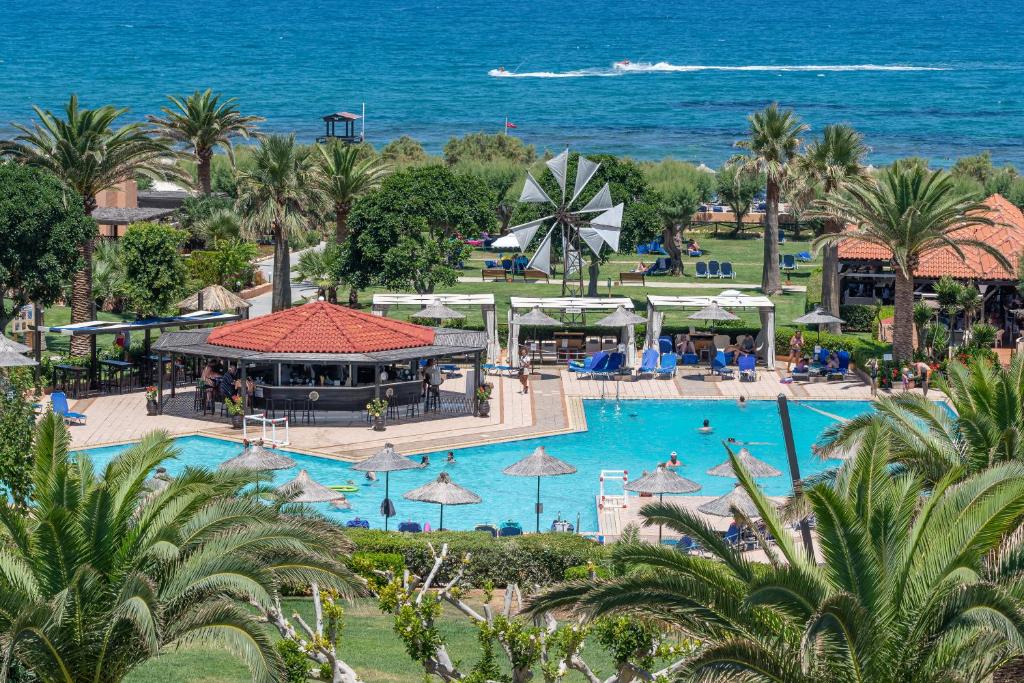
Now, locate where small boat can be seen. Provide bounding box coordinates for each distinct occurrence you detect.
[550,514,575,533]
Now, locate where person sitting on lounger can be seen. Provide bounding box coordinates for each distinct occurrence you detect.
[686,239,701,254]
[740,336,756,356]
[826,352,840,370]
[676,334,696,355]
[793,357,810,375]
[698,419,713,434]
[634,260,648,273]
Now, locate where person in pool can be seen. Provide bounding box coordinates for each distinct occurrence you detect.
[420,455,430,468]
[738,396,747,408]
[666,452,681,467]
[446,451,456,464]
[698,419,713,434]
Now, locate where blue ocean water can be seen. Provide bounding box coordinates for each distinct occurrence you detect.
[3,0,1021,165]
[81,398,868,533]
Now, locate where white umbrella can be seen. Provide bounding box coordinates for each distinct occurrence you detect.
[706,448,782,478]
[490,233,521,250]
[278,469,351,507]
[698,484,762,518]
[412,301,465,321]
[688,302,740,322]
[793,307,845,342]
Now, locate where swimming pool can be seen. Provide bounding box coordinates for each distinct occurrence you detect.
[82,399,871,532]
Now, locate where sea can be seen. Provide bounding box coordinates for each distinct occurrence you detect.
[2,0,1023,166]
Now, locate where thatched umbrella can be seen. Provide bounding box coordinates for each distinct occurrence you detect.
[220,442,297,472]
[277,469,350,508]
[513,306,563,367]
[503,446,577,533]
[177,284,252,313]
[351,443,420,530]
[706,448,782,479]
[0,334,30,355]
[625,464,702,541]
[143,467,174,493]
[412,300,465,322]
[403,472,481,530]
[594,306,647,328]
[688,302,740,323]
[0,352,38,368]
[793,307,845,342]
[698,484,761,518]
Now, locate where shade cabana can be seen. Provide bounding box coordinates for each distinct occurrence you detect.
[372,293,499,362]
[645,294,777,369]
[503,446,577,533]
[177,285,253,318]
[403,472,481,530]
[153,301,487,415]
[508,297,640,367]
[351,443,420,530]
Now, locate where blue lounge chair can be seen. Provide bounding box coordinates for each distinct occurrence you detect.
[681,353,699,365]
[695,261,709,278]
[595,352,625,379]
[647,257,671,275]
[738,354,757,382]
[688,248,702,257]
[484,259,498,268]
[658,336,673,355]
[346,518,370,528]
[796,251,812,262]
[676,535,700,553]
[777,231,786,244]
[708,260,721,278]
[637,348,659,377]
[711,351,735,378]
[569,351,610,377]
[782,254,797,271]
[51,391,86,425]
[655,353,677,378]
[724,522,741,547]
[501,258,513,271]
[818,348,831,365]
[720,261,736,279]
[636,243,650,255]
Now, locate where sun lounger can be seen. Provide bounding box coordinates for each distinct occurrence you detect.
[724,522,742,547]
[796,251,812,262]
[676,535,701,554]
[738,354,757,382]
[720,261,736,278]
[569,351,610,378]
[51,391,87,425]
[681,353,699,365]
[782,254,797,271]
[708,260,721,278]
[828,350,851,380]
[695,261,708,278]
[637,348,659,377]
[482,363,516,376]
[594,352,625,379]
[655,353,677,378]
[711,351,735,378]
[791,367,811,382]
[658,336,673,355]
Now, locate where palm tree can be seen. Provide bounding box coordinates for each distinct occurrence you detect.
[148,89,262,195]
[294,241,345,303]
[814,161,1006,360]
[235,134,324,312]
[529,428,1024,682]
[0,96,184,355]
[797,124,869,331]
[0,413,357,682]
[735,103,808,294]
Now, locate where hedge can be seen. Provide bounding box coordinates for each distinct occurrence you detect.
[344,529,607,587]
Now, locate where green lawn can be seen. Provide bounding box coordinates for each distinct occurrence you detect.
[125,597,669,682]
[2,300,132,355]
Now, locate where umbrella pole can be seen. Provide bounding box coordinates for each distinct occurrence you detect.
[439,503,444,531]
[536,476,541,534]
[384,472,390,531]
[659,492,664,543]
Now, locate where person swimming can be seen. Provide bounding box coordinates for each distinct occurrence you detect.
[698,419,713,434]
[738,396,747,408]
[446,451,456,464]
[666,451,681,467]
[420,455,430,468]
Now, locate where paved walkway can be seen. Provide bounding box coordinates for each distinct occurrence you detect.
[457,276,806,292]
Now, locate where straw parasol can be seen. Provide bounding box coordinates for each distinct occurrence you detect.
[277,469,350,507]
[706,448,782,478]
[143,467,174,493]
[177,284,252,313]
[220,442,296,472]
[793,307,845,342]
[594,306,647,328]
[0,352,38,368]
[403,472,481,530]
[503,446,577,533]
[0,334,30,355]
[513,306,563,366]
[688,302,739,324]
[625,464,702,541]
[698,484,761,518]
[412,300,465,322]
[352,443,420,530]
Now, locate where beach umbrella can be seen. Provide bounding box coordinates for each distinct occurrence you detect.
[412,300,465,322]
[143,467,174,493]
[593,306,646,328]
[176,284,252,313]
[513,306,563,365]
[490,232,521,250]
[793,307,845,342]
[0,334,30,355]
[688,302,739,325]
[698,484,762,518]
[220,442,297,472]
[278,469,351,508]
[503,446,577,533]
[352,443,420,530]
[707,448,782,478]
[403,471,481,530]
[625,464,701,541]
[0,352,38,368]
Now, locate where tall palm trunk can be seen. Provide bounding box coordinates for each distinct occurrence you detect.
[821,217,842,333]
[197,147,213,195]
[762,179,782,294]
[70,196,98,356]
[271,227,291,312]
[893,264,916,361]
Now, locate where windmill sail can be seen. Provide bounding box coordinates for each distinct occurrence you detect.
[520,172,553,205]
[579,227,605,256]
[526,228,554,275]
[546,150,569,199]
[508,217,549,250]
[572,156,600,203]
[576,183,613,213]
[591,203,623,228]
[590,224,622,252]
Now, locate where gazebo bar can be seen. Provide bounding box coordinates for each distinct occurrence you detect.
[151,301,488,416]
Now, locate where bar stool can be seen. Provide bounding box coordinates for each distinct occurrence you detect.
[424,385,441,412]
[385,388,399,421]
[301,391,318,425]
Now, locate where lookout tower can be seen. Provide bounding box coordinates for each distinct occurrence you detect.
[317,109,364,144]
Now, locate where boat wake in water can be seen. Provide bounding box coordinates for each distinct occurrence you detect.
[489,62,948,78]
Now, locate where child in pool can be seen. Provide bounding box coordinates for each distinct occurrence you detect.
[698,419,713,434]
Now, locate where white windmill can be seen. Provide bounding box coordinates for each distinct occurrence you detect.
[505,150,624,319]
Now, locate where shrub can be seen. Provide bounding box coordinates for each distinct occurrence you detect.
[345,530,606,587]
[275,639,311,683]
[350,552,405,590]
[839,304,883,332]
[564,563,611,580]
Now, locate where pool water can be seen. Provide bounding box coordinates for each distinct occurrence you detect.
[82,399,872,532]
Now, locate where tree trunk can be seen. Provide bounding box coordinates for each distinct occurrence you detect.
[587,254,600,297]
[893,266,916,361]
[730,216,744,238]
[334,204,350,245]
[663,225,683,275]
[821,218,842,333]
[272,228,291,312]
[70,197,99,356]
[198,147,213,195]
[762,180,782,295]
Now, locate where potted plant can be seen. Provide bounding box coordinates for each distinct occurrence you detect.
[475,383,493,418]
[366,398,388,431]
[224,395,245,429]
[144,386,158,415]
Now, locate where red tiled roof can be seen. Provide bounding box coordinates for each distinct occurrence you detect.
[207,301,435,354]
[837,194,1024,280]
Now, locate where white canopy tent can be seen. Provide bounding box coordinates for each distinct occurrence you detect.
[644,293,777,369]
[489,233,521,250]
[371,293,499,362]
[507,297,639,368]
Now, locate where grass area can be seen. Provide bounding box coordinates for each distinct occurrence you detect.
[3,300,132,355]
[125,597,663,682]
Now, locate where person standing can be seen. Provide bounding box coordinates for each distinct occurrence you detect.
[787,330,804,370]
[518,345,530,394]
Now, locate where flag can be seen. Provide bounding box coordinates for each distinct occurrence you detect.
[505,120,517,129]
